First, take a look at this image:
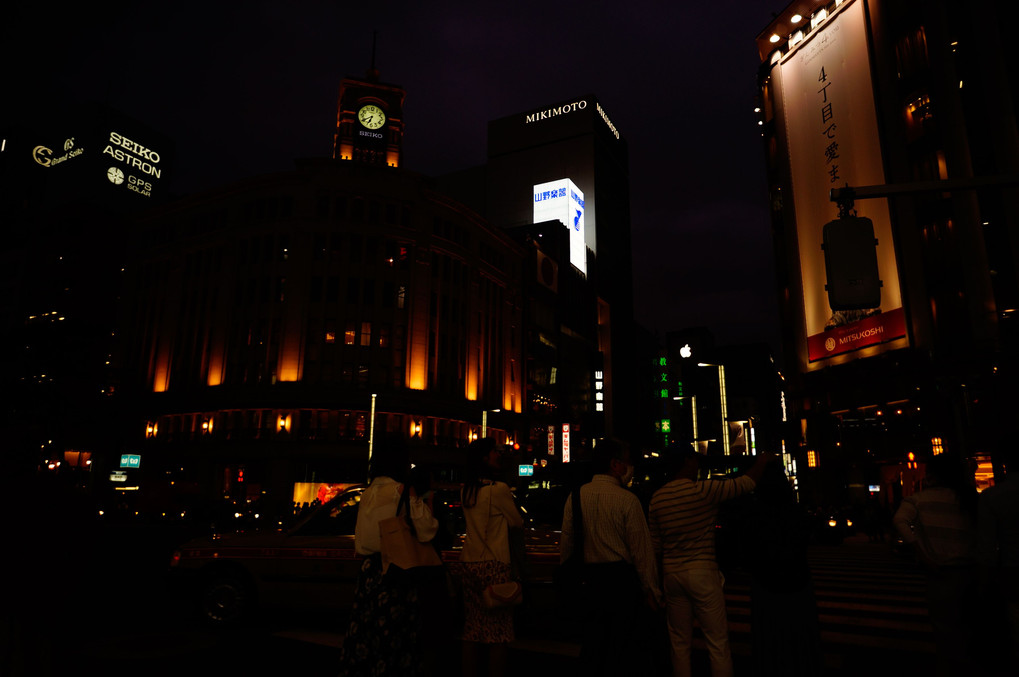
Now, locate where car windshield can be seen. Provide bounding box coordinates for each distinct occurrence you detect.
[289,487,364,537]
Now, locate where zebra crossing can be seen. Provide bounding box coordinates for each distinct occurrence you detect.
[716,538,935,659]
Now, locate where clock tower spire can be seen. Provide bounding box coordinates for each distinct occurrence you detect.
[332,41,405,167]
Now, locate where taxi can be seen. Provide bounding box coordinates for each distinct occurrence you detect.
[169,485,561,623]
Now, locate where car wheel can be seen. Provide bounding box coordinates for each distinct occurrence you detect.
[201,576,252,624]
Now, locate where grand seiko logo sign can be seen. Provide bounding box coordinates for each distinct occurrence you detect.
[33,138,84,168]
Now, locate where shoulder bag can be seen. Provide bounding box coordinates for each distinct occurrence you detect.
[553,485,590,616]
[379,484,443,576]
[478,482,524,611]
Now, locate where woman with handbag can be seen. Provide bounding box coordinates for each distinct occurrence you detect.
[338,436,439,677]
[452,438,524,677]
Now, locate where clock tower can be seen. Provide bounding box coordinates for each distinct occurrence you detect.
[332,66,405,167]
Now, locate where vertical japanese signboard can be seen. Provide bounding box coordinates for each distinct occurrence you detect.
[776,0,907,366]
[562,424,571,463]
[547,425,556,456]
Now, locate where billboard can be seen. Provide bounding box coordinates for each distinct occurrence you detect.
[775,0,907,365]
[533,178,587,274]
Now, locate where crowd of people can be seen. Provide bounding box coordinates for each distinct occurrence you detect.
[335,435,1017,677]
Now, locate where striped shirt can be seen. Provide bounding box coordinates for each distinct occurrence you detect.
[893,487,976,567]
[560,474,662,599]
[649,476,756,571]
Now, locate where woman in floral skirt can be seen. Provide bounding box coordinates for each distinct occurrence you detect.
[338,437,439,677]
[452,438,523,677]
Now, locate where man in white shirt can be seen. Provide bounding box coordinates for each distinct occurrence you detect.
[561,439,663,675]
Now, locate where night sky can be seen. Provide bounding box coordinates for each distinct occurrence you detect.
[10,1,784,355]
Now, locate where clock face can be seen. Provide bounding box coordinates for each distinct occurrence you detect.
[358,104,386,130]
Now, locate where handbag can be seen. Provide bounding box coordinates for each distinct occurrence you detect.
[553,486,590,616]
[476,482,524,611]
[379,485,442,576]
[482,580,523,609]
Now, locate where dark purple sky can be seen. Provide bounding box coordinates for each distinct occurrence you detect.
[10,1,784,354]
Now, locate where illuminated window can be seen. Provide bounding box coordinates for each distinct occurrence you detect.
[378,325,390,348]
[396,285,406,309]
[325,331,336,344]
[807,450,818,468]
[931,437,943,455]
[360,322,371,347]
[345,324,355,345]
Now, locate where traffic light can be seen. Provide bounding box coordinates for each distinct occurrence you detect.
[822,216,882,310]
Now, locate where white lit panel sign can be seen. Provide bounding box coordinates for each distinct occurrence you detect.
[533,179,587,274]
[562,423,571,463]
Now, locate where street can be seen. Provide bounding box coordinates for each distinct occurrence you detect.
[8,523,957,677]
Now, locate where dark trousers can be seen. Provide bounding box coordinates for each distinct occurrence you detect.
[578,561,649,677]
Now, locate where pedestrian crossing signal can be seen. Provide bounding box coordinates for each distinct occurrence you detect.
[822,217,882,310]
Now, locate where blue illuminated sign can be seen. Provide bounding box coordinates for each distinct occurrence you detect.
[120,454,141,469]
[518,464,534,477]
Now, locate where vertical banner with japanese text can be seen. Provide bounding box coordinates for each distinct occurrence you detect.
[777,0,906,365]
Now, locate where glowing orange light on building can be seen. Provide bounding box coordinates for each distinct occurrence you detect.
[931,437,944,455]
[277,414,291,433]
[908,451,917,469]
[807,450,818,468]
[152,350,170,393]
[207,342,225,386]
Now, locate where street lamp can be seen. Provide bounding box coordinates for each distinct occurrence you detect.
[481,409,501,439]
[697,362,730,454]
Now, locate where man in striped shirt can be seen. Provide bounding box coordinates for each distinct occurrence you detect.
[649,448,771,677]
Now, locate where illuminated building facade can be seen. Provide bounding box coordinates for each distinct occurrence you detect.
[120,158,526,510]
[757,0,1019,503]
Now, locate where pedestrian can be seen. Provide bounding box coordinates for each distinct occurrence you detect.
[977,449,1018,675]
[648,447,771,677]
[338,436,439,677]
[452,438,523,677]
[560,438,663,676]
[745,460,821,677]
[893,453,978,677]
